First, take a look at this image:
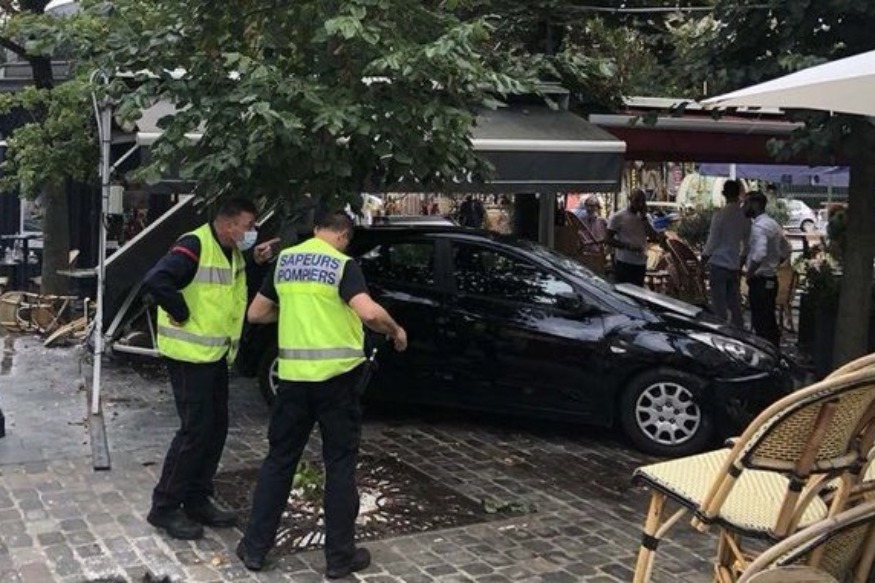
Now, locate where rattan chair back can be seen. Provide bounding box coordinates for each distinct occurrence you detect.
[737,500,875,583]
[699,368,875,536]
[828,352,875,380]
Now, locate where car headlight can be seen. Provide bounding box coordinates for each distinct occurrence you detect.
[690,333,773,369]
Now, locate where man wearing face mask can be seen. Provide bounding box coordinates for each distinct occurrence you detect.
[143,197,279,540]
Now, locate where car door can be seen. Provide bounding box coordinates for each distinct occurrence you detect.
[442,240,608,420]
[356,235,450,402]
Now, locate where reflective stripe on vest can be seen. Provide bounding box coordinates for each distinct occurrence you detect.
[157,325,239,348]
[156,223,247,364]
[275,238,365,382]
[278,347,363,360]
[190,266,233,285]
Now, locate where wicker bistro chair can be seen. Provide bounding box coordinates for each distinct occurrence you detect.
[737,499,875,583]
[631,368,875,583]
[663,236,708,305]
[776,262,799,333]
[828,353,875,380]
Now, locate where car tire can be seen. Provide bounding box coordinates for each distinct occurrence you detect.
[257,345,279,406]
[619,368,714,457]
[800,219,815,232]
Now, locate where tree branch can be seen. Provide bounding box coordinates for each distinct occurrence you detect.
[0,35,27,58]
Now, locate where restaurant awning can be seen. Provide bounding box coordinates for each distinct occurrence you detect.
[589,112,807,164]
[467,106,625,192]
[130,102,626,193]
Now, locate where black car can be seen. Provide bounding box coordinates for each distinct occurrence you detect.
[237,226,795,457]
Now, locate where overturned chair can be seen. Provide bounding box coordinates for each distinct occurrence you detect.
[631,367,875,582]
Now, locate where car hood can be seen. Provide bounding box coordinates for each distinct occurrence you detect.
[613,283,778,355]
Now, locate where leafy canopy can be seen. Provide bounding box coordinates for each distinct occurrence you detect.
[92,0,551,210]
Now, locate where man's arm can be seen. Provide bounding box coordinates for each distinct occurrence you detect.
[740,215,752,266]
[348,293,407,351]
[248,263,280,323]
[747,224,767,277]
[247,293,278,324]
[142,236,200,324]
[702,210,722,261]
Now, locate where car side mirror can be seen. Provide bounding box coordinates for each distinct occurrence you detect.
[556,291,591,315]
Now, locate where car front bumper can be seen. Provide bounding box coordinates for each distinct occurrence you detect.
[707,363,797,437]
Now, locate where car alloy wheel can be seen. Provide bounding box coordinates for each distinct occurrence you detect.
[620,368,713,456]
[800,219,815,232]
[633,381,701,448]
[269,357,280,398]
[256,348,280,406]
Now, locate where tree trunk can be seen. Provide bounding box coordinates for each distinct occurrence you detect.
[26,55,68,294]
[29,55,53,90]
[39,182,69,295]
[832,123,875,368]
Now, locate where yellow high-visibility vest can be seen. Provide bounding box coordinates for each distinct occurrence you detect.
[156,223,247,363]
[275,237,365,381]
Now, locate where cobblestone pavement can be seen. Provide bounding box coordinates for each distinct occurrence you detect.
[0,335,716,582]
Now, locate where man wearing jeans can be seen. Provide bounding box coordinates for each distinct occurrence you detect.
[702,180,750,327]
[743,191,791,347]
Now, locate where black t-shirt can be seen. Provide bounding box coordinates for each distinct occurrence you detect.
[260,257,368,304]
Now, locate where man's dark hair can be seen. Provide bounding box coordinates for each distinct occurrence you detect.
[723,180,740,200]
[217,197,257,219]
[746,190,767,209]
[315,210,355,234]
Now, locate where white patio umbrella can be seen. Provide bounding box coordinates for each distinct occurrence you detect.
[701,49,875,117]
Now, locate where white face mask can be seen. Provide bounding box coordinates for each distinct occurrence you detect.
[237,230,258,251]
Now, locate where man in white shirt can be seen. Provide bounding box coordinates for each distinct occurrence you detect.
[743,191,792,347]
[702,180,750,328]
[606,189,663,286]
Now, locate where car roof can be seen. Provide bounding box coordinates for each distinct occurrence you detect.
[351,225,568,264]
[353,225,522,246]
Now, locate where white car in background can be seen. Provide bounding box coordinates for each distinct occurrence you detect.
[781,199,818,232]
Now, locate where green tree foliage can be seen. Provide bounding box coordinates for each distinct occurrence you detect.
[0,0,108,293]
[673,0,875,367]
[87,0,561,211]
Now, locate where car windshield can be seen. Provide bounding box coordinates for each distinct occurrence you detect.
[510,239,641,308]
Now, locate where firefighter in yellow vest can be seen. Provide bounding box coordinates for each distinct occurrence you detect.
[237,211,407,577]
[143,198,279,541]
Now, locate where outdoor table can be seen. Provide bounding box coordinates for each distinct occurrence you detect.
[0,233,41,290]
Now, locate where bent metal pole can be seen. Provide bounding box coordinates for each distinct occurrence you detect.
[90,71,110,416]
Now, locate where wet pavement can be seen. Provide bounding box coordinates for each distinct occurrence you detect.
[0,333,716,582]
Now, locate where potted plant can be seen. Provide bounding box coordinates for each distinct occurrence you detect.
[797,253,875,378]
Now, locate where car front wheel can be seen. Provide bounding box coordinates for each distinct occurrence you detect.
[800,219,815,232]
[619,368,714,457]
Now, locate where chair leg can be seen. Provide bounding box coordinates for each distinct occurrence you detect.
[713,530,742,583]
[633,492,666,583]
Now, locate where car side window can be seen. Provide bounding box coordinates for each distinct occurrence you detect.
[358,241,435,286]
[453,243,574,305]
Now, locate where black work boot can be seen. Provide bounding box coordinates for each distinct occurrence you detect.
[184,499,238,527]
[236,540,267,572]
[326,547,371,579]
[146,508,204,540]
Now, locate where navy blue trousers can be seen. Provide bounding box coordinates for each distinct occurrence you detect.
[243,366,362,570]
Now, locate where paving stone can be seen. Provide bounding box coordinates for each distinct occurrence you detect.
[0,338,721,582]
[4,533,33,549]
[59,518,88,532]
[36,531,65,546]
